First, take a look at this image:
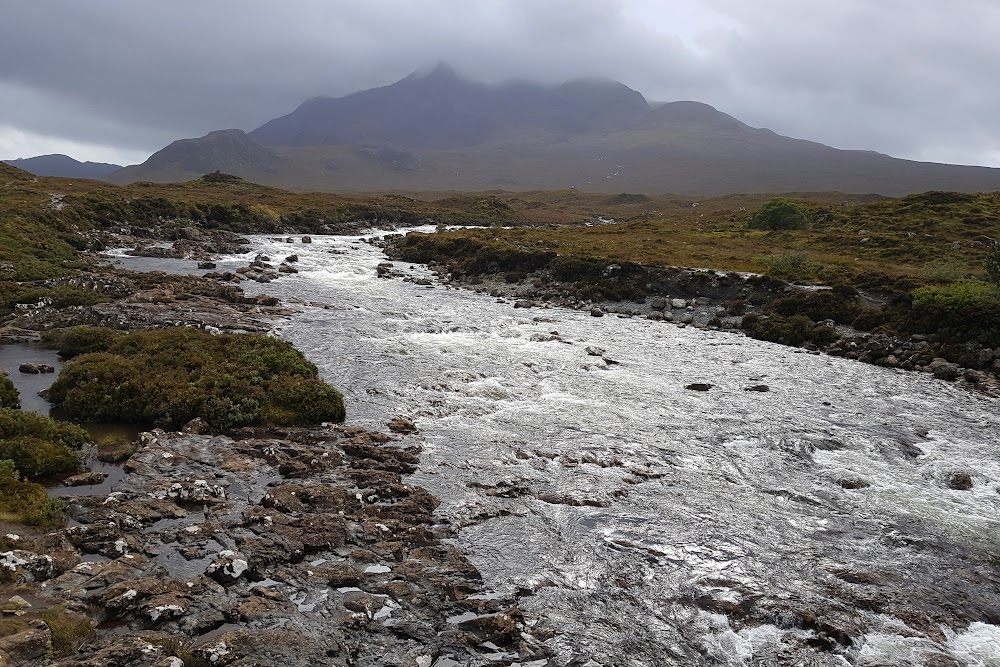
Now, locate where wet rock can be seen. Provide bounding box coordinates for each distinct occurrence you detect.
[17,362,54,374]
[182,417,211,434]
[929,358,960,381]
[198,261,217,269]
[0,550,57,582]
[414,278,433,286]
[514,300,534,309]
[388,416,417,434]
[278,264,299,274]
[948,471,973,490]
[285,254,299,263]
[650,297,667,311]
[590,308,604,317]
[301,236,312,244]
[679,312,695,324]
[206,550,251,585]
[0,621,50,662]
[62,470,109,487]
[585,346,605,357]
[684,383,713,391]
[744,384,770,392]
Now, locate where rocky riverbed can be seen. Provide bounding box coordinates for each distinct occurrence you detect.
[2,423,545,666]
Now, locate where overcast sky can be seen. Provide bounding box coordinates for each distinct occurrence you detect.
[2,0,998,167]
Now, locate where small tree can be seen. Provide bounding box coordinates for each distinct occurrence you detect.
[746,198,810,231]
[986,241,1000,290]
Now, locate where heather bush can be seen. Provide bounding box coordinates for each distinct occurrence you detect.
[47,328,345,430]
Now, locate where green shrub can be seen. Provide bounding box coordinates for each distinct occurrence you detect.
[746,199,811,230]
[0,376,18,409]
[51,325,126,359]
[770,286,861,324]
[911,281,999,310]
[47,328,345,430]
[0,409,91,450]
[40,606,96,657]
[0,409,89,482]
[757,251,813,280]
[0,437,78,479]
[741,313,839,347]
[986,242,1000,289]
[0,459,64,525]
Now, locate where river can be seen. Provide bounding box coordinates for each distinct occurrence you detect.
[123,232,1000,666]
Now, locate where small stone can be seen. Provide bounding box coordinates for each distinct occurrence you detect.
[590,308,604,317]
[585,346,605,357]
[685,383,713,391]
[513,300,534,309]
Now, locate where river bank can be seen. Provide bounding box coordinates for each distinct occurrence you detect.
[381,233,1000,397]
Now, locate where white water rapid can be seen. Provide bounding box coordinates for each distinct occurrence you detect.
[216,232,1000,667]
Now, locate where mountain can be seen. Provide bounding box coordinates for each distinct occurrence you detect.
[3,154,123,179]
[108,129,280,184]
[110,66,1000,195]
[249,63,650,149]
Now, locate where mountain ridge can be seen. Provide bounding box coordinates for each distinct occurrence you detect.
[3,154,123,179]
[105,66,1000,196]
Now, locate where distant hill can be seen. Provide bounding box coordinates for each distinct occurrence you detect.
[108,129,280,184]
[3,154,123,179]
[109,66,1000,196]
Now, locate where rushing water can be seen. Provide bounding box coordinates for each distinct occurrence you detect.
[203,233,1000,665]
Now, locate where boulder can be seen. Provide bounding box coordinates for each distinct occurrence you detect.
[671,298,687,308]
[388,416,417,434]
[301,236,312,244]
[948,472,973,490]
[0,621,50,662]
[206,550,251,585]
[932,362,960,381]
[649,297,667,311]
[590,308,604,317]
[18,363,55,374]
[62,471,109,487]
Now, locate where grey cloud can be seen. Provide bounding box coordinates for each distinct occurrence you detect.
[1,0,998,166]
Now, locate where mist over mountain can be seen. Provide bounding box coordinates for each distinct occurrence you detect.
[3,154,123,179]
[107,66,1000,195]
